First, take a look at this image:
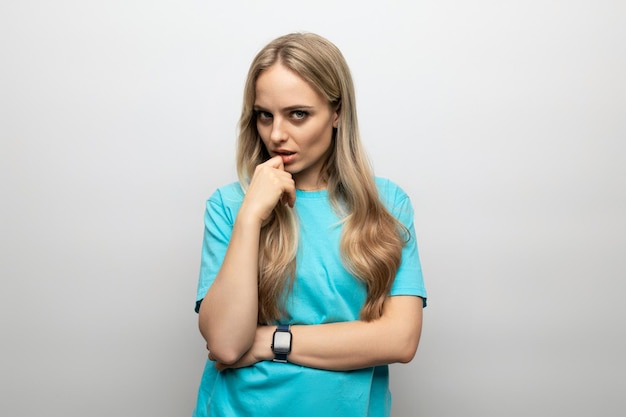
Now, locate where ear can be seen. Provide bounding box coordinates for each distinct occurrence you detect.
[332,107,340,128]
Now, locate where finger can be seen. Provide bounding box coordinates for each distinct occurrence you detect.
[283,177,296,208]
[264,155,285,170]
[282,186,296,208]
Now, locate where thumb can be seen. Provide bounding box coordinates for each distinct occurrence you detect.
[266,155,285,170]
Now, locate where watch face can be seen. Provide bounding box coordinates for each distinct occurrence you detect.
[273,331,292,354]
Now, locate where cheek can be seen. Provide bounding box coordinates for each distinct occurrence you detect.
[256,121,265,138]
[256,124,270,144]
[312,124,334,147]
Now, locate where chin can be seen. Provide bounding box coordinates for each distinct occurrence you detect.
[284,165,300,175]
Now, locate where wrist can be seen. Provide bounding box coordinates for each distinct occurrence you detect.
[237,201,270,228]
[234,209,264,229]
[271,324,292,363]
[254,326,276,362]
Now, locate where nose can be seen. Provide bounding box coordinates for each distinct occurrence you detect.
[269,117,287,143]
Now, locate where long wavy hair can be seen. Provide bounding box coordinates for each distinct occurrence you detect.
[236,33,406,324]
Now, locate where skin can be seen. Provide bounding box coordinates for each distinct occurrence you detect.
[199,62,423,370]
[211,297,423,372]
[254,62,339,191]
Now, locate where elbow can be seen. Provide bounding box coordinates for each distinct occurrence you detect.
[208,345,245,365]
[198,307,250,365]
[200,324,251,365]
[396,340,419,364]
[380,295,424,365]
[392,324,422,364]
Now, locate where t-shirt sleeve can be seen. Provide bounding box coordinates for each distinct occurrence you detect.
[194,187,239,313]
[381,179,428,306]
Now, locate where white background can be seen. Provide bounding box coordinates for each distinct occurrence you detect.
[1,1,625,416]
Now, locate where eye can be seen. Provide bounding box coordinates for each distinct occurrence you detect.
[291,110,308,120]
[256,110,272,123]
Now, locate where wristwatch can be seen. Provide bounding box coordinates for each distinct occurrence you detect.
[271,324,292,363]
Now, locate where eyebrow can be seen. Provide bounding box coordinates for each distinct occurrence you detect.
[253,105,315,112]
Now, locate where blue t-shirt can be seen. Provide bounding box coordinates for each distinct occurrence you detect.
[193,178,427,417]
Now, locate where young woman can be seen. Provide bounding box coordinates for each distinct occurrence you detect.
[193,32,427,417]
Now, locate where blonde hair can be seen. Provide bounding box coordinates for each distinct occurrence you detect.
[236,33,406,324]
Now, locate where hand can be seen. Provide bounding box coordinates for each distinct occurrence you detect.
[239,156,296,224]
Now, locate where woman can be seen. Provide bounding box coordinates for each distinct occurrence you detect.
[193,32,427,417]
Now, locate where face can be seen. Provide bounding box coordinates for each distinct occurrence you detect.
[254,63,339,190]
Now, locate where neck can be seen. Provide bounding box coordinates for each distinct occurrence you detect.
[296,185,326,191]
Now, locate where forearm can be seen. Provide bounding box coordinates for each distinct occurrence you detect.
[249,296,423,371]
[199,214,262,364]
[289,316,421,371]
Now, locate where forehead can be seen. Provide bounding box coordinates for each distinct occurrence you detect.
[254,63,325,107]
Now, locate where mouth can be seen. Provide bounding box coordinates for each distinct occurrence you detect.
[274,149,295,156]
[274,150,296,164]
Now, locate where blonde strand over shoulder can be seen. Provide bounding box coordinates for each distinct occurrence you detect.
[257,204,298,324]
[334,130,405,321]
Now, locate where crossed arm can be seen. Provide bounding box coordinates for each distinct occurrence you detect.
[198,156,423,371]
[197,202,423,371]
[207,295,423,372]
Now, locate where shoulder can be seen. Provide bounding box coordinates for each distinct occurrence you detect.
[204,181,245,224]
[374,177,410,206]
[208,181,245,205]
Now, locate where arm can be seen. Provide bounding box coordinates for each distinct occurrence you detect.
[290,295,423,370]
[213,295,423,371]
[198,211,262,364]
[199,156,296,364]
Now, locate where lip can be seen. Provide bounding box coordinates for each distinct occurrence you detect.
[273,149,296,164]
